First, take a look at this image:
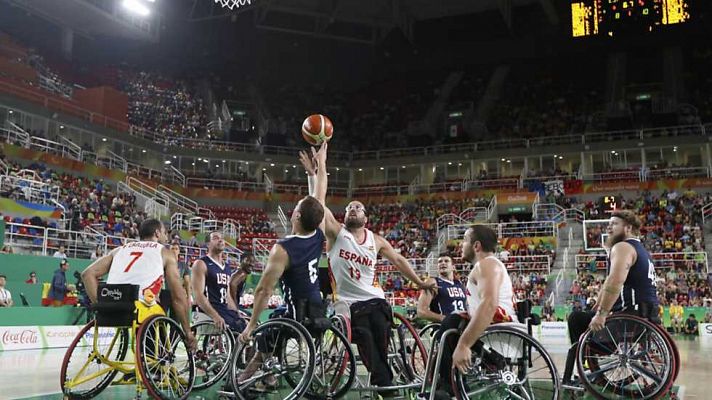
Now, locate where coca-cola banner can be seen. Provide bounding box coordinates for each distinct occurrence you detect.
[0,327,42,351]
[0,326,87,351]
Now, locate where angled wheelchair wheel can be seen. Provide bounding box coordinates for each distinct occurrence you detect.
[294,325,356,400]
[191,321,236,390]
[453,324,560,400]
[136,315,195,400]
[418,323,441,355]
[60,320,130,400]
[230,318,316,400]
[576,314,674,400]
[390,313,428,384]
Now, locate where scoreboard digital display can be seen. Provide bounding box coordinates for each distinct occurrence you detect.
[571,0,691,37]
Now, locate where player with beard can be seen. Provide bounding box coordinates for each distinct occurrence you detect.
[417,254,467,322]
[300,143,435,393]
[562,209,660,385]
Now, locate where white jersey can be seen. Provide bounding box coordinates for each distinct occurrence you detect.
[327,226,384,304]
[107,241,164,304]
[466,255,518,323]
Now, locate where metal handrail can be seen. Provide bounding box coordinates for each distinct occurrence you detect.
[575,251,708,273]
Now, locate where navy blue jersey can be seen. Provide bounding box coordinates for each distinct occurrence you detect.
[429,277,467,315]
[609,239,659,310]
[278,229,325,311]
[201,255,233,310]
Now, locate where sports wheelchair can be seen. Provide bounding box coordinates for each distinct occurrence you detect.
[419,300,560,400]
[572,313,680,400]
[220,301,357,400]
[329,300,429,399]
[60,284,195,400]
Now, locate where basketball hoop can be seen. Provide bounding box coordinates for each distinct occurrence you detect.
[214,0,253,10]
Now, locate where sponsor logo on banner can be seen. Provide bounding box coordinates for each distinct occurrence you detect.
[539,322,568,338]
[0,326,41,351]
[700,323,712,337]
[42,326,82,349]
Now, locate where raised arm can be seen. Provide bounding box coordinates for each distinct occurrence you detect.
[375,235,433,290]
[300,143,341,241]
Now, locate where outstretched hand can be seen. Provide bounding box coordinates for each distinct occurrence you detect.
[311,142,328,168]
[298,150,317,176]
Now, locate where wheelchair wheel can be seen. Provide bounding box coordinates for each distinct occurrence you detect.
[576,314,674,400]
[647,320,680,382]
[230,318,316,400]
[330,314,351,341]
[390,313,428,383]
[136,315,195,400]
[453,325,560,400]
[418,323,441,354]
[291,325,356,400]
[60,320,129,399]
[191,321,236,390]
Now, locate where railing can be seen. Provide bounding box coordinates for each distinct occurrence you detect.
[703,202,712,225]
[644,166,710,181]
[463,177,520,191]
[3,221,103,259]
[533,203,585,223]
[252,238,279,270]
[575,251,709,273]
[451,254,553,274]
[126,177,171,209]
[0,76,709,160]
[157,184,199,215]
[59,136,82,160]
[444,221,558,245]
[377,258,429,274]
[436,198,496,233]
[168,166,186,187]
[0,173,61,205]
[83,151,128,172]
[0,157,8,176]
[277,206,289,235]
[175,244,243,267]
[582,219,611,251]
[1,124,30,147]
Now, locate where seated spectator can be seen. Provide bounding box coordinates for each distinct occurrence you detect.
[0,245,13,254]
[25,272,38,284]
[684,314,699,336]
[53,245,67,259]
[0,274,12,307]
[90,247,103,261]
[669,299,684,334]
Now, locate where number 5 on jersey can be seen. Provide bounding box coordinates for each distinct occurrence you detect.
[123,252,144,272]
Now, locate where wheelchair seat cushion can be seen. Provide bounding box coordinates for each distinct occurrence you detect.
[94,284,139,327]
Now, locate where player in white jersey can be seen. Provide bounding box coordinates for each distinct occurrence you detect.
[434,224,518,398]
[81,219,195,351]
[301,143,434,391]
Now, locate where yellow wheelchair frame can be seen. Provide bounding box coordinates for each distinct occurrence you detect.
[61,300,194,400]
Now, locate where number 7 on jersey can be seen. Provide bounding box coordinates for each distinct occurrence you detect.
[123,252,144,272]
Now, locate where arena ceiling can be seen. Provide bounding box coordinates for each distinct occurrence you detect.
[185,0,559,44]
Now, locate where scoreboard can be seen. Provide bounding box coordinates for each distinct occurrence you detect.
[571,0,691,37]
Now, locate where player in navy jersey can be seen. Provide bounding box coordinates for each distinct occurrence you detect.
[239,196,325,340]
[417,255,467,322]
[236,195,326,388]
[191,231,245,332]
[562,209,661,385]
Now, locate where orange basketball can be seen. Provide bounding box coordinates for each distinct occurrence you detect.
[301,114,334,145]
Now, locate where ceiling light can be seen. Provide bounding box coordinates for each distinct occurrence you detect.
[379,167,384,170]
[122,0,150,16]
[101,138,107,142]
[173,155,177,159]
[501,158,505,161]
[448,162,452,165]
[402,166,406,169]
[611,150,616,154]
[222,160,226,163]
[358,168,363,172]
[164,160,171,165]
[191,163,195,166]
[142,149,146,153]
[559,156,563,159]
[270,163,275,167]
[59,125,64,129]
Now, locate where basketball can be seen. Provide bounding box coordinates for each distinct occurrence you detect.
[301,114,333,145]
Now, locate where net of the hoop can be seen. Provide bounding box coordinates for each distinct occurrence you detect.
[214,0,253,10]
